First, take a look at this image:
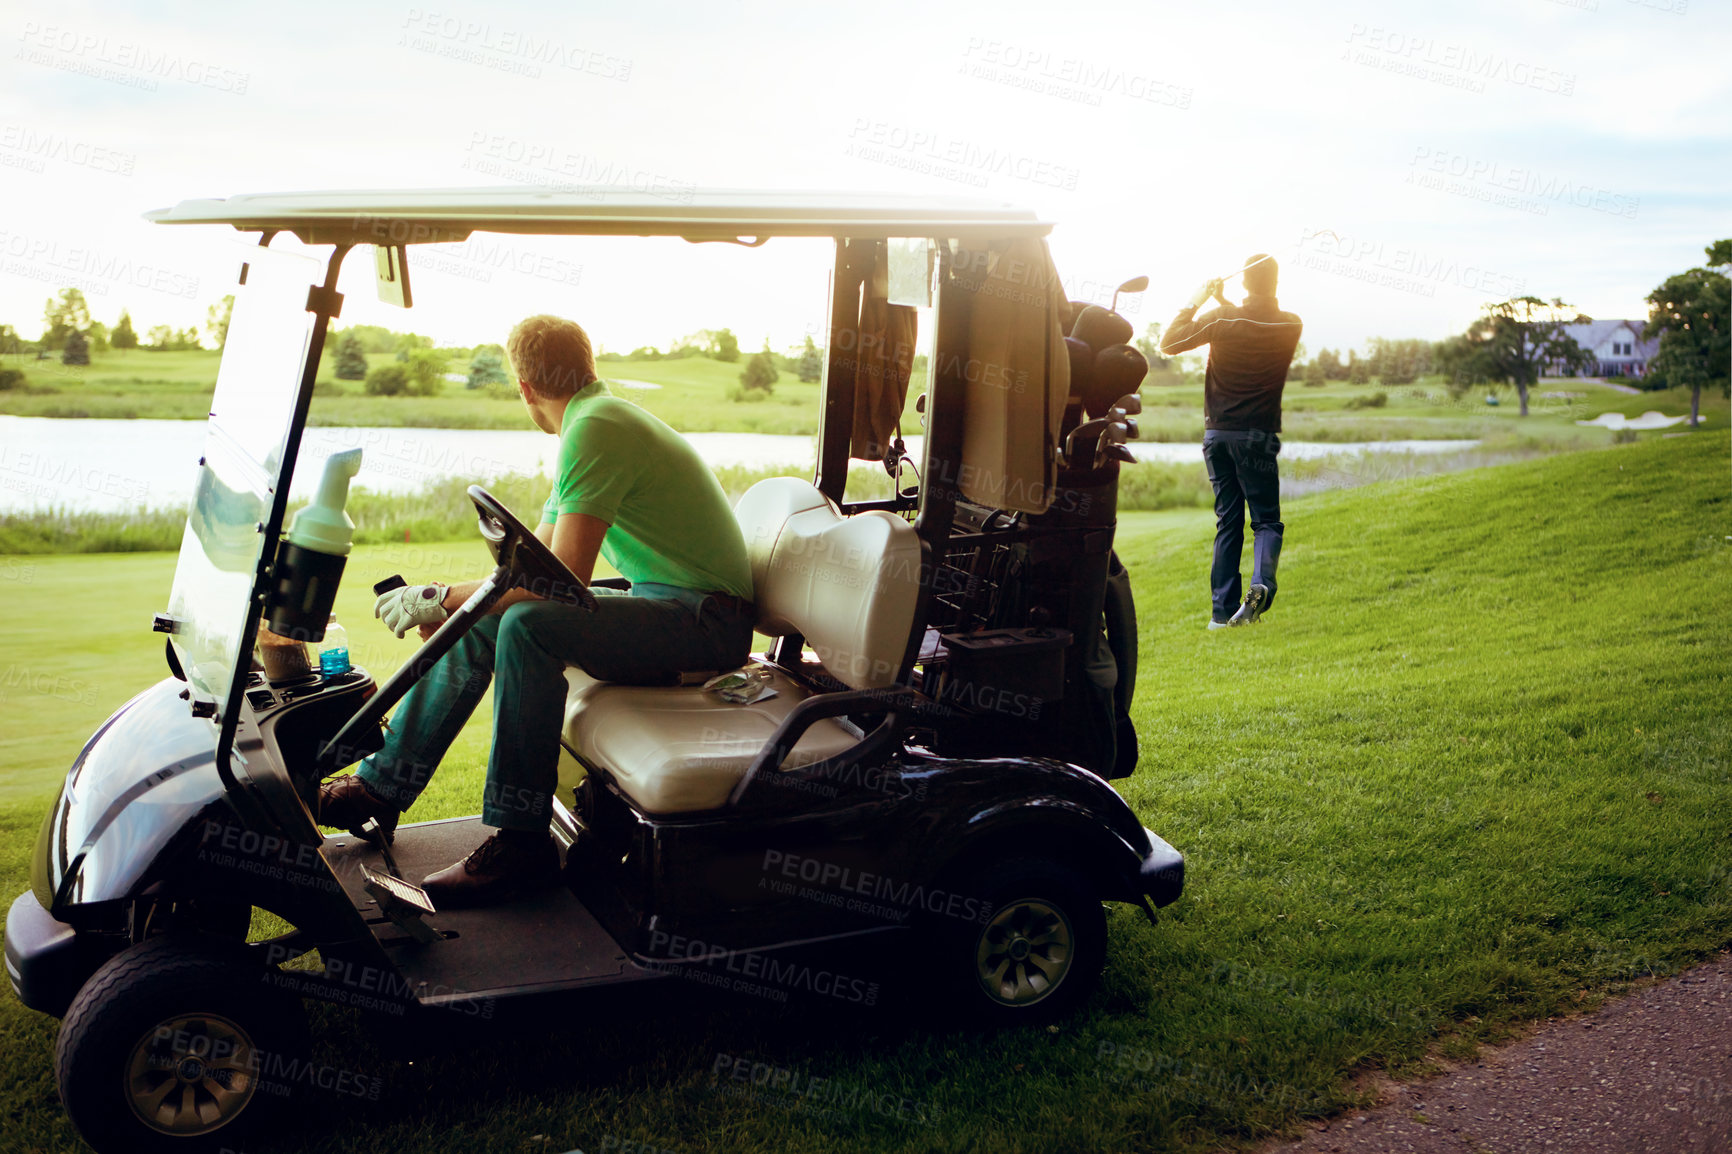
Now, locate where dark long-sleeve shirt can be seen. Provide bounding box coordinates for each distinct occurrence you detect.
[1159,293,1303,432]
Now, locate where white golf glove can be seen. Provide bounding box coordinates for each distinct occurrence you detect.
[1186,279,1223,310]
[375,583,450,638]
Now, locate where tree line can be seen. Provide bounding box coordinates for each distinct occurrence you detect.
[1,287,234,366]
[12,241,1722,423]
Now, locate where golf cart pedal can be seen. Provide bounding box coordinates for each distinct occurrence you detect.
[360,863,442,945]
[357,816,403,879]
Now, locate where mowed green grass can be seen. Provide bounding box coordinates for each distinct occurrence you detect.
[13,345,1718,442]
[0,435,1727,1153]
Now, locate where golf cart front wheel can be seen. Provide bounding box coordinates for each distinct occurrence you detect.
[932,858,1107,1026]
[55,934,310,1154]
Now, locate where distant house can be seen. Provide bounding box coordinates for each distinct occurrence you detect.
[1556,319,1660,379]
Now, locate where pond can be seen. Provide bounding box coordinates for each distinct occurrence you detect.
[0,416,1479,514]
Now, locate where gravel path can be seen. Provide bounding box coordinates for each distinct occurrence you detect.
[1267,951,1732,1154]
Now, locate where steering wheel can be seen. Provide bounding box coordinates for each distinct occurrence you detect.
[468,485,598,612]
[315,486,599,776]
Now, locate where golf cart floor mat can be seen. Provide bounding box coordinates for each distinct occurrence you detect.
[324,816,659,1003]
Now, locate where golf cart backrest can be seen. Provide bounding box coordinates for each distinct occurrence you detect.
[734,477,920,691]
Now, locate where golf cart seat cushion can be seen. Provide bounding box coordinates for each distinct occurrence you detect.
[561,666,856,813]
[732,477,921,690]
[561,477,916,813]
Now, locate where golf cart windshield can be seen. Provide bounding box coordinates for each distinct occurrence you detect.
[163,244,320,726]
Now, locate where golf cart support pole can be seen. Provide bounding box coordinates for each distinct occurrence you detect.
[815,237,870,505]
[215,241,351,816]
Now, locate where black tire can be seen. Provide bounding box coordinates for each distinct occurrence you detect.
[925,857,1107,1027]
[55,934,310,1154]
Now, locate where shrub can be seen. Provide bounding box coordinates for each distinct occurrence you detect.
[1346,391,1388,410]
[61,331,90,366]
[797,336,822,383]
[735,347,778,400]
[468,345,510,389]
[404,348,449,396]
[365,363,409,396]
[334,332,369,380]
[0,368,22,390]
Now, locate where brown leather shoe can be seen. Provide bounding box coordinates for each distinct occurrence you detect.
[317,774,399,843]
[422,830,558,908]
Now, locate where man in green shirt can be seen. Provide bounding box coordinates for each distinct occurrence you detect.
[318,315,755,907]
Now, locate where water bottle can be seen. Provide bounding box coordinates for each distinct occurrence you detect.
[319,614,350,676]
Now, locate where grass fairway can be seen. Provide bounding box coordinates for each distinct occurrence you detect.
[0,434,1727,1152]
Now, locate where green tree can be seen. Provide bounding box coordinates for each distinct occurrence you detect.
[334,332,369,380]
[1134,323,1171,371]
[332,324,408,354]
[111,310,138,350]
[712,328,740,363]
[205,295,235,350]
[394,332,433,362]
[404,347,450,396]
[61,330,90,366]
[41,288,92,351]
[1316,348,1345,380]
[177,326,201,350]
[1347,350,1371,385]
[796,335,823,383]
[146,324,175,350]
[87,320,109,353]
[365,363,410,396]
[0,325,23,354]
[1449,296,1593,416]
[733,343,778,400]
[1643,239,1730,427]
[1285,341,1307,381]
[1365,337,1429,385]
[467,344,510,389]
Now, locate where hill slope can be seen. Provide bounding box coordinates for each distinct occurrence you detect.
[0,435,1725,1154]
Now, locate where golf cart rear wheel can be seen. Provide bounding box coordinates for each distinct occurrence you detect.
[931,858,1106,1026]
[55,934,309,1154]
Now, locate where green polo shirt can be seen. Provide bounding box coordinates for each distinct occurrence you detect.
[539,381,753,601]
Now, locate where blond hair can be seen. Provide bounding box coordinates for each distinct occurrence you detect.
[506,315,596,398]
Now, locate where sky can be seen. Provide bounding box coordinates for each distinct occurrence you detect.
[2,0,1728,360]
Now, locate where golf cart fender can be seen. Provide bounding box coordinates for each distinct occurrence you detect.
[35,677,230,914]
[921,764,1166,904]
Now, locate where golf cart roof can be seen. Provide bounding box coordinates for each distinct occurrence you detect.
[144,187,1054,245]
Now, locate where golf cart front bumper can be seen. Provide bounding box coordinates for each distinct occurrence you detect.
[5,891,112,1018]
[1139,828,1185,908]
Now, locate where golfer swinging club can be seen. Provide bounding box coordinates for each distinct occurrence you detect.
[1159,254,1303,628]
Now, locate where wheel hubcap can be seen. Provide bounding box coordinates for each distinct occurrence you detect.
[126,1012,259,1136]
[975,897,1074,1007]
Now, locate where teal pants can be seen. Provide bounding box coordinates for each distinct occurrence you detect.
[356,585,753,830]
